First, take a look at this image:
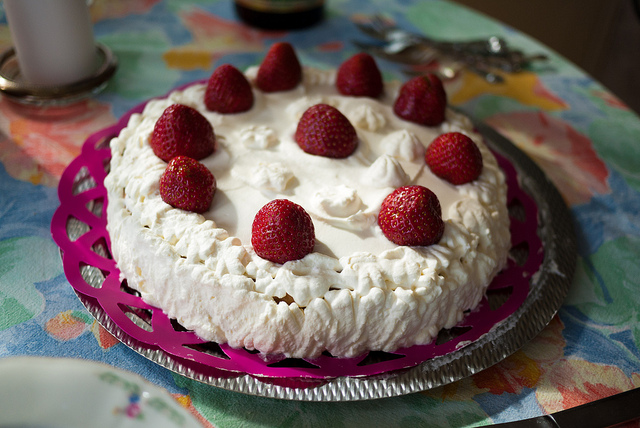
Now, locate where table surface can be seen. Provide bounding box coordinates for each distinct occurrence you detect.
[1,0,640,426]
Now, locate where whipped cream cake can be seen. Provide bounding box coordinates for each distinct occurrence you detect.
[105,45,511,359]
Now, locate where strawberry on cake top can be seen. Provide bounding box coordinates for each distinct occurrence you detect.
[104,43,511,359]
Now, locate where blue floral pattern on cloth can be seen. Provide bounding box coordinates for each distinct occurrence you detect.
[1,0,639,426]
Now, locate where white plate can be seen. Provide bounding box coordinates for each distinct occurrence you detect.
[0,356,203,428]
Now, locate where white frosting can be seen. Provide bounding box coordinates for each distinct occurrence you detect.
[381,130,425,161]
[105,67,511,358]
[364,155,410,188]
[239,161,293,193]
[238,125,279,149]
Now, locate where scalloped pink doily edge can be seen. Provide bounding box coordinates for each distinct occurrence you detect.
[51,94,543,382]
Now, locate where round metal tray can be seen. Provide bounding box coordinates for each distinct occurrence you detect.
[51,111,575,401]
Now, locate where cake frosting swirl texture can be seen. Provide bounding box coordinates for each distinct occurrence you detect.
[104,51,511,359]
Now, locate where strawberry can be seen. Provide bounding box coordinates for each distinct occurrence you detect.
[256,42,302,93]
[393,73,447,126]
[336,52,383,98]
[251,199,315,264]
[295,104,358,158]
[378,185,444,247]
[150,104,216,162]
[205,64,254,114]
[159,156,216,213]
[425,132,483,185]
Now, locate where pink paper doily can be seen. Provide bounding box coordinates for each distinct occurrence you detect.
[51,99,542,385]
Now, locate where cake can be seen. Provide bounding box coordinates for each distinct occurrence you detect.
[104,43,511,359]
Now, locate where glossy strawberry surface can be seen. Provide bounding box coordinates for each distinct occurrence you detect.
[256,42,302,93]
[378,185,444,247]
[336,52,383,98]
[159,155,216,213]
[251,199,315,264]
[150,104,216,162]
[205,64,254,114]
[295,103,358,158]
[393,74,447,126]
[426,132,483,184]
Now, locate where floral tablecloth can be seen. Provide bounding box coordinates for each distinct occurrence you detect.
[1,0,639,426]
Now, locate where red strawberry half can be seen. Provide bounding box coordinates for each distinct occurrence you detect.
[378,185,444,247]
[150,104,216,162]
[336,52,383,98]
[426,132,483,185]
[393,73,447,126]
[295,104,358,158]
[251,199,315,264]
[159,156,216,213]
[205,64,254,114]
[256,42,302,93]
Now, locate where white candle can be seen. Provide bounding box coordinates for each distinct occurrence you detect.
[4,0,97,86]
